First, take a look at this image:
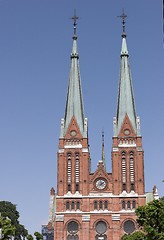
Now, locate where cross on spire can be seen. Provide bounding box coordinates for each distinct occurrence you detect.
[71,9,79,38]
[118,9,127,36]
[102,129,106,170]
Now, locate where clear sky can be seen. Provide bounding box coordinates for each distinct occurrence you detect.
[0,0,164,235]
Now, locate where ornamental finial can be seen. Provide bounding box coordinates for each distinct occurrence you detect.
[102,129,106,170]
[71,9,79,39]
[118,9,127,37]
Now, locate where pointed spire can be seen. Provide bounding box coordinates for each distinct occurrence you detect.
[114,11,140,136]
[102,129,106,170]
[60,11,87,138]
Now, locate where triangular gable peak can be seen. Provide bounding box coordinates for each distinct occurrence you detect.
[64,116,83,139]
[90,161,111,183]
[118,113,136,138]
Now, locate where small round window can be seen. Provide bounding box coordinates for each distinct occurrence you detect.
[124,220,135,234]
[68,221,78,234]
[96,221,107,234]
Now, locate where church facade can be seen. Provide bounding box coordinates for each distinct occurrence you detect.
[50,14,146,240]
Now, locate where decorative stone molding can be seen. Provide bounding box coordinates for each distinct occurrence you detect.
[55,215,64,222]
[82,215,90,222]
[112,214,120,221]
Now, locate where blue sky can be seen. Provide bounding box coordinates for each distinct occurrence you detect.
[0,0,164,235]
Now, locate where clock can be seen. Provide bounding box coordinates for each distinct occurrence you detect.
[70,130,77,136]
[95,178,106,190]
[124,129,130,135]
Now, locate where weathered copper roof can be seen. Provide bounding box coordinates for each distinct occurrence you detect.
[114,31,140,136]
[60,19,87,138]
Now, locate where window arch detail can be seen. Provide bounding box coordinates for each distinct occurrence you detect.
[67,153,72,192]
[75,153,80,192]
[129,152,135,191]
[121,152,127,191]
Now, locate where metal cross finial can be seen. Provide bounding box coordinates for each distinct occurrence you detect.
[102,129,106,170]
[71,9,79,37]
[118,9,127,35]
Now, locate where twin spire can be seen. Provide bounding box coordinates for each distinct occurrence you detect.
[114,11,140,136]
[60,12,87,138]
[60,11,140,141]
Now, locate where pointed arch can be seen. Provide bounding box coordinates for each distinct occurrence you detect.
[67,153,72,192]
[121,151,127,191]
[129,151,135,191]
[75,152,80,191]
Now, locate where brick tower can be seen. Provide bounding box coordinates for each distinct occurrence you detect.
[53,13,146,240]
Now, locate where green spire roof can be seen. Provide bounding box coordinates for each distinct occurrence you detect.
[60,15,87,138]
[114,25,140,136]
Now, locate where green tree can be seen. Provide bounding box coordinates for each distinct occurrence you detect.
[0,201,28,240]
[27,234,34,240]
[136,199,164,240]
[122,231,145,240]
[0,215,16,239]
[34,232,43,240]
[160,196,164,202]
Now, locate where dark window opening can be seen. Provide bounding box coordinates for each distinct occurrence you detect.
[131,183,135,191]
[127,201,131,209]
[71,201,75,210]
[94,201,98,210]
[124,220,135,234]
[68,184,71,192]
[75,183,79,192]
[99,201,103,210]
[96,221,107,234]
[68,221,78,234]
[104,201,108,209]
[132,200,136,209]
[76,201,80,210]
[66,201,70,210]
[122,183,126,191]
[122,201,126,209]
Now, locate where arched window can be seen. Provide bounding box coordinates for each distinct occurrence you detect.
[67,221,79,239]
[94,201,98,210]
[75,153,80,192]
[66,201,70,210]
[122,152,126,191]
[122,201,126,210]
[104,201,108,210]
[71,201,75,210]
[123,220,135,234]
[67,153,72,192]
[127,201,131,209]
[132,200,136,209]
[95,221,107,239]
[130,152,135,191]
[76,201,80,210]
[99,201,103,210]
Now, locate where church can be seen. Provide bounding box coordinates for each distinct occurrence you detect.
[43,13,147,239]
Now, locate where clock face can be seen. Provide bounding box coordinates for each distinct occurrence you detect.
[70,130,77,136]
[124,129,130,135]
[95,178,106,190]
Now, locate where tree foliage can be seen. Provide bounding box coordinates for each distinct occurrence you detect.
[0,215,16,239]
[122,231,145,240]
[122,199,164,240]
[160,196,164,202]
[136,200,164,239]
[27,234,34,240]
[34,232,43,240]
[0,201,28,239]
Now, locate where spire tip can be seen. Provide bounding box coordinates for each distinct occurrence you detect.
[118,9,127,37]
[70,9,79,39]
